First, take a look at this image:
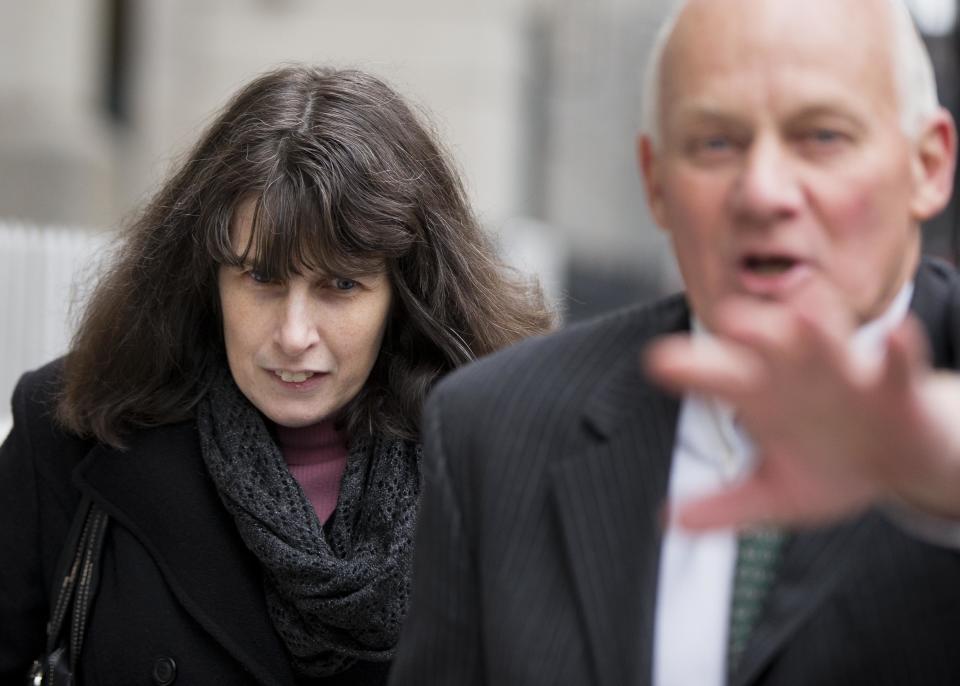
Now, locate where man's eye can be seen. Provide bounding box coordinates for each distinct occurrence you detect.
[702,136,731,150]
[811,129,840,142]
[333,278,358,291]
[799,129,848,148]
[687,134,738,160]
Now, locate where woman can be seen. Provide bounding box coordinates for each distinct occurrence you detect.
[0,66,551,684]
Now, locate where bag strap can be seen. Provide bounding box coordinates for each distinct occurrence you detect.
[44,495,110,672]
[45,497,92,649]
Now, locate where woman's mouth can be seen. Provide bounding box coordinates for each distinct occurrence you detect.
[274,369,316,383]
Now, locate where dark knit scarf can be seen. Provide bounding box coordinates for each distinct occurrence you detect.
[195,368,421,677]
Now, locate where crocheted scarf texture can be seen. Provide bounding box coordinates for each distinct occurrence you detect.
[196,369,421,677]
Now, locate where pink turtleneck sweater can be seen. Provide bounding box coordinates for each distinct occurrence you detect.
[274,420,348,525]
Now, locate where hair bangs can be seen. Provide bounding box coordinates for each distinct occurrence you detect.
[240,173,397,281]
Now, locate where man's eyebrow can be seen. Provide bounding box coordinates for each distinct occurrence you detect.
[668,108,754,140]
[673,105,747,126]
[784,104,866,125]
[672,103,866,130]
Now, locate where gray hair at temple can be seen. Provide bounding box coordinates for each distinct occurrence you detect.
[639,0,941,147]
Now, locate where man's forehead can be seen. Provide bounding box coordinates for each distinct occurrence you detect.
[664,0,895,70]
[659,0,899,119]
[670,0,894,31]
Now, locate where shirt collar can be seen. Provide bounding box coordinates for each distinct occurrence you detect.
[849,281,914,361]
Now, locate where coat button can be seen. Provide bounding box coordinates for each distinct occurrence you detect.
[152,656,177,685]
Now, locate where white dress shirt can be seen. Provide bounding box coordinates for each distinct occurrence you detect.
[652,283,914,686]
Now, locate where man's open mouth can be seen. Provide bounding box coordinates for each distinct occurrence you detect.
[742,255,798,275]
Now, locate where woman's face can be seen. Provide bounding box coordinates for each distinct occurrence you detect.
[218,202,393,428]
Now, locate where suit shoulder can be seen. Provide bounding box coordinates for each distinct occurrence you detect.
[431,294,688,408]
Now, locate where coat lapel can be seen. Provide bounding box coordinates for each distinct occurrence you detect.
[550,302,686,686]
[911,256,960,370]
[73,421,295,686]
[731,519,867,686]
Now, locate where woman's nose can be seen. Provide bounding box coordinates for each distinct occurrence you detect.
[274,287,321,356]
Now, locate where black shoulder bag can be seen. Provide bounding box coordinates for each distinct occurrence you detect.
[28,497,110,686]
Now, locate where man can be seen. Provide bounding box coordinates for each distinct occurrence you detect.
[390,1,960,684]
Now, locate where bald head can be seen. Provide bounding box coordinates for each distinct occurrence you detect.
[641,0,939,146]
[635,0,956,332]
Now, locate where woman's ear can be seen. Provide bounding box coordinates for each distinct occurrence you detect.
[910,108,958,221]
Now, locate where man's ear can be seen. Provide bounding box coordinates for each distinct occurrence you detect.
[910,108,957,222]
[638,133,669,230]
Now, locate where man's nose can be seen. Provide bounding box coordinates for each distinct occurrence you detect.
[275,287,321,356]
[730,137,803,227]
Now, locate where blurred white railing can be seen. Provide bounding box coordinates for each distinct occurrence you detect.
[0,220,110,439]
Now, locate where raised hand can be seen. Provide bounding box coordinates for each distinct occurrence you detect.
[645,292,960,531]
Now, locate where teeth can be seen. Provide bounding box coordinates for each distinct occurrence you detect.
[275,370,314,383]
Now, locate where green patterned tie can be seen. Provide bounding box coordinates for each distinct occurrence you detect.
[727,528,786,678]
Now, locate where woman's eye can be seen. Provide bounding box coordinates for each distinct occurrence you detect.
[247,269,275,284]
[334,278,358,291]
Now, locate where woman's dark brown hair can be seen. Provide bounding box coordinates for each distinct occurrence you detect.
[58,65,552,447]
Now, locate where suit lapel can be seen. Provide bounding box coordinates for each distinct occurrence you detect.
[74,421,295,686]
[732,519,866,686]
[550,302,686,686]
[911,257,960,370]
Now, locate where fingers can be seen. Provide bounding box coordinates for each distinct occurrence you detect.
[675,468,876,531]
[643,334,760,402]
[785,276,858,341]
[644,298,849,404]
[710,297,848,373]
[707,275,855,349]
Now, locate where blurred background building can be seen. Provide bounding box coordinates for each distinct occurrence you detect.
[1,0,959,432]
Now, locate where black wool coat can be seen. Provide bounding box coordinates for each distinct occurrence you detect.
[0,361,390,686]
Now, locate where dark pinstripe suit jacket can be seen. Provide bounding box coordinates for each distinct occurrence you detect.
[391,258,960,686]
